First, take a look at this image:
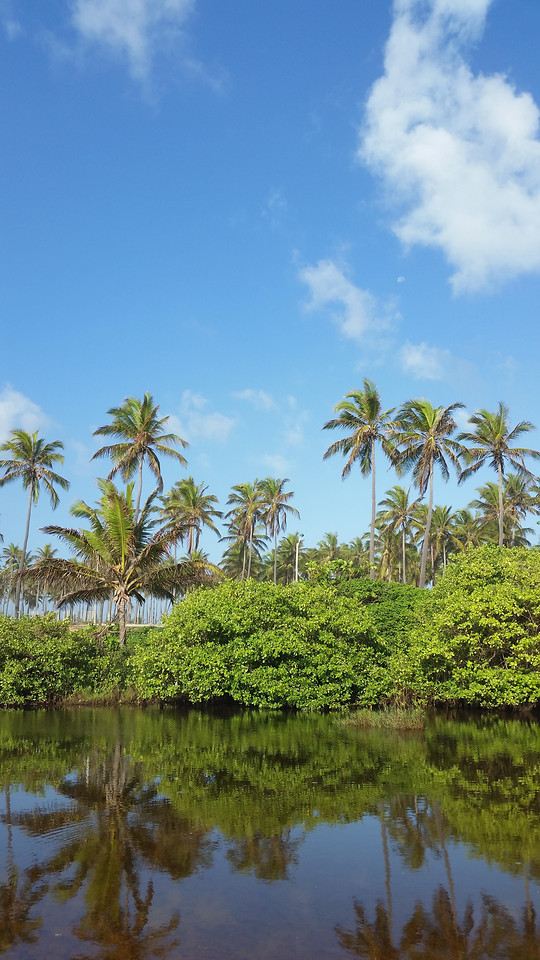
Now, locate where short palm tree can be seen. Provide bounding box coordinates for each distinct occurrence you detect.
[458,403,540,547]
[160,477,221,557]
[92,393,188,518]
[316,531,341,562]
[449,509,486,552]
[429,504,456,576]
[258,477,299,584]
[471,477,535,547]
[377,485,421,584]
[323,380,396,579]
[0,430,69,616]
[35,480,215,645]
[392,400,465,588]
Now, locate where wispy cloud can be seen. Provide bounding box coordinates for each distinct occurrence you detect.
[0,385,51,443]
[68,0,198,81]
[400,340,475,383]
[261,453,292,475]
[262,189,288,230]
[299,258,396,344]
[360,0,540,292]
[171,390,235,444]
[233,388,276,411]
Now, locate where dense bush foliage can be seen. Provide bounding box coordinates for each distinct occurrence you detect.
[130,580,402,709]
[0,615,127,706]
[3,549,540,710]
[406,546,540,707]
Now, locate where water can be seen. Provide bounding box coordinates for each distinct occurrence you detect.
[0,708,539,958]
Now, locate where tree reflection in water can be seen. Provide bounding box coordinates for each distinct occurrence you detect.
[4,743,214,959]
[0,787,47,953]
[336,890,540,960]
[226,829,301,881]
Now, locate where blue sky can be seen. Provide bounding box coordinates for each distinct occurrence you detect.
[2,0,540,561]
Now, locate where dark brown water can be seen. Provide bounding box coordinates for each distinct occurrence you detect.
[0,708,539,959]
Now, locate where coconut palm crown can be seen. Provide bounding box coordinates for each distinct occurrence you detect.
[92,393,188,518]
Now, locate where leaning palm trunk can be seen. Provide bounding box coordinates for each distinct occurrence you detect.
[419,461,434,589]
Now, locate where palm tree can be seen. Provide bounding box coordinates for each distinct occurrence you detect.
[458,403,540,547]
[323,380,396,579]
[258,478,299,584]
[377,485,421,584]
[276,532,305,584]
[0,430,69,617]
[33,544,57,614]
[471,479,534,547]
[449,509,485,552]
[429,505,456,577]
[160,476,221,557]
[391,400,465,588]
[34,480,215,645]
[225,482,265,579]
[92,393,188,518]
[316,531,341,562]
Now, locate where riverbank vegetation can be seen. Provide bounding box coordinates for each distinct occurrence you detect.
[1,546,540,710]
[0,388,540,711]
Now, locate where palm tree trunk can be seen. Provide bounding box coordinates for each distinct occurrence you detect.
[419,461,434,589]
[247,524,254,579]
[498,461,504,547]
[370,438,376,579]
[14,487,33,618]
[402,526,406,584]
[135,456,144,520]
[273,528,278,585]
[117,598,126,647]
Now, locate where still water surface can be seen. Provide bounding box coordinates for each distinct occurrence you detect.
[0,708,539,959]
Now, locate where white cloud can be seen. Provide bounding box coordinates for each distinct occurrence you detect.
[171,390,235,444]
[299,259,394,344]
[69,0,196,80]
[400,340,475,383]
[360,0,540,292]
[261,453,292,475]
[400,341,450,380]
[0,385,51,443]
[233,389,276,411]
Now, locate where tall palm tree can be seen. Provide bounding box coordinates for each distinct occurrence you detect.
[92,393,188,519]
[377,485,421,584]
[323,380,396,579]
[35,480,215,645]
[458,402,540,547]
[160,477,221,557]
[391,400,465,588]
[225,482,265,579]
[0,430,69,617]
[258,477,299,584]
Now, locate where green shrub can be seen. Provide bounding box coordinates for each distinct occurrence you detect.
[407,546,540,708]
[130,580,395,709]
